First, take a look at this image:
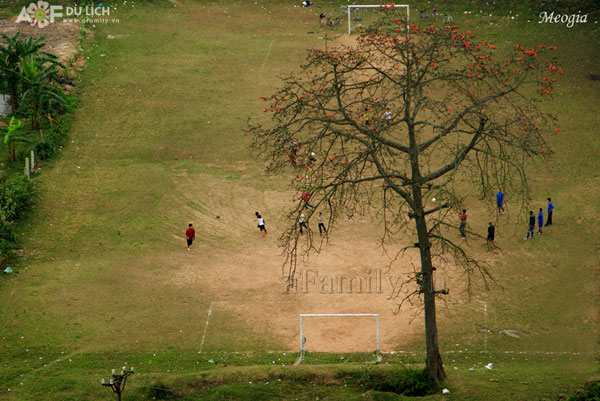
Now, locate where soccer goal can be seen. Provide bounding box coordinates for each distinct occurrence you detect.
[344,4,410,35]
[295,313,382,365]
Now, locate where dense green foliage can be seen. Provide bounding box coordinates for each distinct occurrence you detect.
[343,367,438,396]
[0,32,64,115]
[144,382,176,399]
[0,33,74,268]
[32,118,69,160]
[2,116,29,162]
[19,55,70,133]
[0,174,34,264]
[567,382,600,401]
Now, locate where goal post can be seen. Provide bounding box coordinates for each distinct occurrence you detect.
[296,313,381,365]
[345,4,410,35]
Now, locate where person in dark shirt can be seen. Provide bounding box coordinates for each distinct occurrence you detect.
[487,222,496,249]
[545,198,554,226]
[186,223,196,250]
[526,211,535,240]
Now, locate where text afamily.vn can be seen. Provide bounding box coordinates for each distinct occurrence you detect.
[285,269,409,300]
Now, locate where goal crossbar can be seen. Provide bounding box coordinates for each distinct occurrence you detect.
[346,4,410,34]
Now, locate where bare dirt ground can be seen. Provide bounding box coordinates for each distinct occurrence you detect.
[166,165,467,353]
[0,18,80,63]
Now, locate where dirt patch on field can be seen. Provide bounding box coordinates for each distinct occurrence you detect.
[332,34,360,49]
[166,167,465,353]
[0,19,80,63]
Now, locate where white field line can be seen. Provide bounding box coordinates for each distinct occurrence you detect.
[261,38,275,70]
[383,350,586,356]
[476,300,489,352]
[195,350,588,356]
[198,301,226,354]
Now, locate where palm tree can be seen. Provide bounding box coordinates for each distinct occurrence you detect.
[3,116,30,163]
[0,32,62,114]
[19,56,70,137]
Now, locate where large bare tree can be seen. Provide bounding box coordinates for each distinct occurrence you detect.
[248,20,561,382]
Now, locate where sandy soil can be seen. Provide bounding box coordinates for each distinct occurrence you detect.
[0,18,80,63]
[166,166,466,353]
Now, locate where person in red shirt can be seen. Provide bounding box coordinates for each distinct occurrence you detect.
[301,192,314,208]
[186,223,196,250]
[459,209,467,239]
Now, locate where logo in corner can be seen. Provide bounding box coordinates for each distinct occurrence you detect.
[17,1,52,28]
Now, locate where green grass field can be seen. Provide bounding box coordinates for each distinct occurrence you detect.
[0,1,599,400]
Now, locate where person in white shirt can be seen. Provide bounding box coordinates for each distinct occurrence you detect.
[318,212,327,234]
[299,213,307,234]
[257,214,267,235]
[385,110,392,123]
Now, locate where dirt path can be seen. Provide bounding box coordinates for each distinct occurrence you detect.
[0,19,80,63]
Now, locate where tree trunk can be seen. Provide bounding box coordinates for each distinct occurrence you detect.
[8,83,19,114]
[406,98,446,382]
[412,186,447,383]
[8,143,15,163]
[32,100,42,135]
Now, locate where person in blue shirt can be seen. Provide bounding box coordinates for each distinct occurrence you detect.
[526,211,535,240]
[496,190,505,214]
[537,208,544,234]
[545,198,554,226]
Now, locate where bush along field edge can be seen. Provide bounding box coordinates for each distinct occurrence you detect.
[0,22,89,272]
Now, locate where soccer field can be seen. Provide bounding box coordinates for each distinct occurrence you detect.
[0,1,598,399]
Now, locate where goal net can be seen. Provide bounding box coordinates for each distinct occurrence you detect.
[295,314,382,365]
[344,4,410,34]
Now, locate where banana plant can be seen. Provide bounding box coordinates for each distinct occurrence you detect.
[19,55,69,138]
[3,116,30,163]
[0,32,61,114]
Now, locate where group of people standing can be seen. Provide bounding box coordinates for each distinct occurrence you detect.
[363,107,393,126]
[526,198,554,240]
[253,207,327,238]
[459,207,498,250]
[458,190,556,250]
[299,212,327,235]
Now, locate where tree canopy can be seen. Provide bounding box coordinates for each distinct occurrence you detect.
[249,19,561,382]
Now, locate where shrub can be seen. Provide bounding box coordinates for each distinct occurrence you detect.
[33,140,55,160]
[0,175,34,265]
[567,381,600,401]
[344,367,437,396]
[0,175,34,226]
[34,122,68,160]
[145,382,175,400]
